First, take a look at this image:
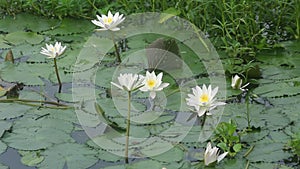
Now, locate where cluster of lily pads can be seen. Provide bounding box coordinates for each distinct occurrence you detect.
[0,8,299,169]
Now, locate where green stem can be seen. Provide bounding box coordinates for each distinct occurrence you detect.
[53,57,62,93]
[125,91,131,164]
[201,112,207,127]
[110,32,121,63]
[0,99,70,108]
[246,91,251,129]
[243,145,254,157]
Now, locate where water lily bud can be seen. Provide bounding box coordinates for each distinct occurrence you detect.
[231,75,243,90]
[5,49,14,64]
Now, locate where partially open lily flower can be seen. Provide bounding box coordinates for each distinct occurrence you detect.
[40,42,66,59]
[111,73,144,92]
[204,142,228,166]
[91,11,125,31]
[186,84,225,117]
[139,71,169,99]
[231,74,249,91]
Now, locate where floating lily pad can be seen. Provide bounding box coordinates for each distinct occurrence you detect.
[246,142,291,162]
[13,116,73,133]
[4,31,44,45]
[38,143,98,169]
[87,140,122,162]
[0,163,8,169]
[0,103,32,120]
[0,62,52,85]
[0,121,11,137]
[0,141,7,155]
[250,162,294,169]
[0,35,11,49]
[43,18,94,35]
[150,145,184,162]
[254,82,300,98]
[3,127,73,150]
[260,108,290,130]
[0,13,59,33]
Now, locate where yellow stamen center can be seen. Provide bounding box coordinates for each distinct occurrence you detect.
[147,79,156,89]
[200,94,209,103]
[104,17,113,24]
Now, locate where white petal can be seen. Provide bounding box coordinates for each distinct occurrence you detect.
[197,107,207,117]
[91,20,104,27]
[108,11,113,18]
[206,142,212,152]
[202,84,208,94]
[110,27,120,31]
[155,83,169,91]
[149,91,156,99]
[217,152,228,163]
[157,72,163,82]
[111,82,123,90]
[95,28,108,31]
[113,12,119,21]
[211,86,218,99]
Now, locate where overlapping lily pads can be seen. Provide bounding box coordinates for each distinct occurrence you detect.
[0,12,299,169]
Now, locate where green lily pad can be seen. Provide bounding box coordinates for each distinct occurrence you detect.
[4,31,44,45]
[13,116,73,133]
[260,108,290,130]
[150,146,184,162]
[222,103,266,129]
[0,121,11,137]
[0,35,11,49]
[241,130,269,143]
[0,13,59,33]
[38,143,98,169]
[0,62,52,85]
[0,103,32,120]
[250,162,294,169]
[128,160,163,169]
[19,150,44,166]
[74,36,113,72]
[254,81,300,98]
[87,140,122,162]
[0,163,8,169]
[43,18,93,35]
[246,142,291,162]
[0,141,7,155]
[3,127,73,150]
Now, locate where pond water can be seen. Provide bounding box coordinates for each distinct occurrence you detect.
[0,13,299,169]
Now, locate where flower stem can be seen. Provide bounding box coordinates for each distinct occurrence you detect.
[125,91,131,164]
[111,32,121,63]
[201,112,207,127]
[246,91,251,129]
[53,57,62,93]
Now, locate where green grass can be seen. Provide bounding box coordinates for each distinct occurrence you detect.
[0,0,298,58]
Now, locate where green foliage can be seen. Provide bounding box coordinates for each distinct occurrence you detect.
[0,12,299,169]
[288,132,300,156]
[0,0,298,58]
[212,121,242,157]
[19,150,44,167]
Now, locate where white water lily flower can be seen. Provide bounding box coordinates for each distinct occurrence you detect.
[139,71,169,99]
[186,84,225,117]
[204,142,228,166]
[111,73,144,92]
[231,74,249,91]
[91,11,125,31]
[40,42,66,59]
